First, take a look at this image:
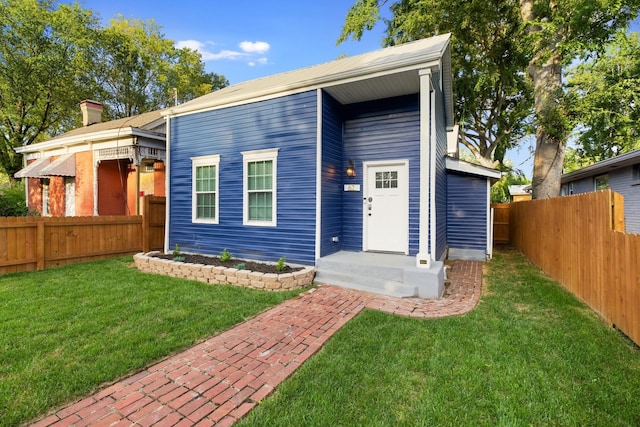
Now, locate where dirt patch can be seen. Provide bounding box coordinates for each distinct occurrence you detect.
[151,253,304,275]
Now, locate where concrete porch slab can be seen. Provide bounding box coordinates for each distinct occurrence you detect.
[316,251,444,298]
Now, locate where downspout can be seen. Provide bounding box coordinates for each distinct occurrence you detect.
[430,86,437,260]
[163,115,171,253]
[315,89,323,263]
[417,69,432,267]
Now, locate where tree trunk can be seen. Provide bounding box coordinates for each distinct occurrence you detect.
[520,0,566,199]
[529,55,565,199]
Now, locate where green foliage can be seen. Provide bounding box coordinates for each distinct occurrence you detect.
[339,0,532,169]
[0,182,29,216]
[219,248,232,262]
[0,2,228,177]
[0,0,99,177]
[565,31,640,164]
[93,16,228,120]
[233,263,246,270]
[490,167,530,204]
[0,257,301,425]
[339,0,640,195]
[275,257,286,273]
[172,244,185,262]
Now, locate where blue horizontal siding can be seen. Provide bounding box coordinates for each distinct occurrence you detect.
[446,172,487,251]
[342,96,420,254]
[320,92,344,257]
[168,91,318,265]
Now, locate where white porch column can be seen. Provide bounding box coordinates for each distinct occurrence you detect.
[93,159,99,216]
[417,68,432,268]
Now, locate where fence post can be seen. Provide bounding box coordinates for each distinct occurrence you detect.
[142,195,150,253]
[36,220,45,270]
[611,191,625,232]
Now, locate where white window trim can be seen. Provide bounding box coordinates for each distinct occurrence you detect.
[242,148,279,227]
[191,154,220,224]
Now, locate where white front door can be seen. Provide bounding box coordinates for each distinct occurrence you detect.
[363,161,409,253]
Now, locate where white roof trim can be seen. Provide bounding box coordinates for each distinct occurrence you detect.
[561,149,640,183]
[164,34,452,117]
[15,128,165,154]
[446,157,501,179]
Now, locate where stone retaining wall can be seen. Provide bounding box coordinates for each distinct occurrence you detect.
[133,252,316,291]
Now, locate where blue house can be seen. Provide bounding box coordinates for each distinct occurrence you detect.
[162,34,499,297]
[561,148,640,234]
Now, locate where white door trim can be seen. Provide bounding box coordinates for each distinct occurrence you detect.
[362,159,410,254]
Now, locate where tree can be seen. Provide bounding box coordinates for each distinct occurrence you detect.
[339,0,533,169]
[93,16,228,119]
[339,0,640,198]
[0,0,98,178]
[0,3,228,179]
[565,31,640,164]
[519,0,639,198]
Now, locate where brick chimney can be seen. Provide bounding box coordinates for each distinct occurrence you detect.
[80,100,103,126]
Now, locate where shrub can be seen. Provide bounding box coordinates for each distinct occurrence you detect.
[0,182,29,217]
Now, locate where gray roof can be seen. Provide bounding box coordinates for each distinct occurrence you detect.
[508,185,531,196]
[165,34,454,127]
[47,109,165,142]
[561,149,640,183]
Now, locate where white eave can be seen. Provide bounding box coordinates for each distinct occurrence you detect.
[15,128,165,154]
[163,34,454,128]
[446,157,502,181]
[561,148,640,183]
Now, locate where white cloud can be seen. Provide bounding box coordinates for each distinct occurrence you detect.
[239,41,270,54]
[176,39,270,67]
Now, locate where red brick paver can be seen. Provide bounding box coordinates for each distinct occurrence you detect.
[31,260,481,427]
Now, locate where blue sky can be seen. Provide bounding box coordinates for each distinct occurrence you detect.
[78,1,640,178]
[80,0,389,84]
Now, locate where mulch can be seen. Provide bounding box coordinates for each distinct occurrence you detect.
[151,253,304,274]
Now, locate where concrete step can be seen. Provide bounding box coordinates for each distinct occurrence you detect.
[314,270,418,298]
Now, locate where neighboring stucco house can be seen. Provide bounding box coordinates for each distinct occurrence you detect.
[14,101,166,216]
[162,34,499,297]
[561,148,640,234]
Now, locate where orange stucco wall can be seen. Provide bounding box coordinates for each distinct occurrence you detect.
[48,176,66,216]
[98,159,128,215]
[27,175,43,215]
[154,161,166,197]
[75,151,94,216]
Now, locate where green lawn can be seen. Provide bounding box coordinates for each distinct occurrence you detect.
[238,250,640,426]
[0,257,302,427]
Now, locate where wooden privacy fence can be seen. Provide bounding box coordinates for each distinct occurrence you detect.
[510,190,640,347]
[0,196,165,275]
[491,203,510,244]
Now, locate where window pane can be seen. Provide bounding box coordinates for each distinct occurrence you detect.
[196,192,216,219]
[247,160,273,191]
[248,191,272,221]
[196,165,215,192]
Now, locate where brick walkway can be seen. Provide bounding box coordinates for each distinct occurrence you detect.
[32,260,482,427]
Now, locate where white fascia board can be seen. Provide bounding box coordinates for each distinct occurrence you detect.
[445,157,501,180]
[15,128,164,154]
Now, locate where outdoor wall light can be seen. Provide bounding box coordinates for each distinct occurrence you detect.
[345,159,356,178]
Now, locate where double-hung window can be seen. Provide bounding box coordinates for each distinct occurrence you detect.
[594,174,609,191]
[242,148,278,226]
[191,155,220,223]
